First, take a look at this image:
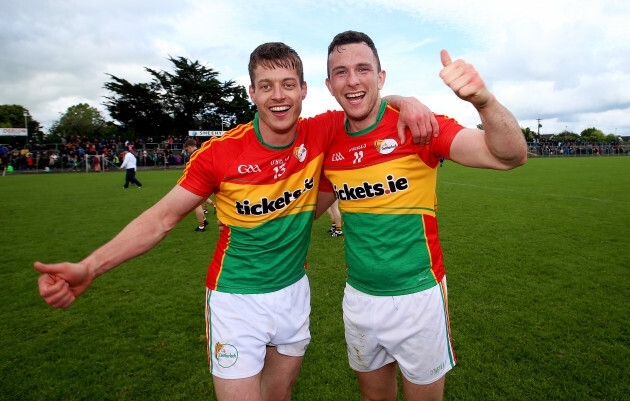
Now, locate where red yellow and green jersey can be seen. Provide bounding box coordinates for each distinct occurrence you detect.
[178,111,343,294]
[320,100,464,296]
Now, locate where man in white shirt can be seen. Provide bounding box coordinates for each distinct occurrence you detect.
[120,149,142,189]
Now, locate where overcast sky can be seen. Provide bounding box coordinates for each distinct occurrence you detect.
[2,0,629,136]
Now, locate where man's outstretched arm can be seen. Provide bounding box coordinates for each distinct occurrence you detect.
[35,185,205,309]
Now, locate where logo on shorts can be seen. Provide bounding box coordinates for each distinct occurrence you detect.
[430,362,446,376]
[215,342,238,368]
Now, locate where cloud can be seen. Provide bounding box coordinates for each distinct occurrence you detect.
[1,0,630,136]
[372,0,630,134]
[0,0,188,126]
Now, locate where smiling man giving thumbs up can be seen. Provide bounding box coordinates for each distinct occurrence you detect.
[316,31,527,401]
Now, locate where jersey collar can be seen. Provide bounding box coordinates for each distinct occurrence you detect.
[344,100,387,137]
[253,113,297,150]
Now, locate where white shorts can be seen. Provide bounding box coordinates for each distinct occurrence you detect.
[343,277,456,385]
[205,275,311,379]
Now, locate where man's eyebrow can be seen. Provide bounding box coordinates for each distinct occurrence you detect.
[331,62,372,71]
[330,65,347,72]
[255,77,298,86]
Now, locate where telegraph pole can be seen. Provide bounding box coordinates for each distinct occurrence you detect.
[536,119,542,140]
[24,110,29,144]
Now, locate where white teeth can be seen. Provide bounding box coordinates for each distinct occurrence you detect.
[347,92,364,99]
[270,106,290,112]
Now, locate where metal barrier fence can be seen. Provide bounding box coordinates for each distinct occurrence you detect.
[1,145,189,174]
[527,144,630,157]
[3,141,629,174]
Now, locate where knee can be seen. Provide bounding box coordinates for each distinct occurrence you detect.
[360,389,397,401]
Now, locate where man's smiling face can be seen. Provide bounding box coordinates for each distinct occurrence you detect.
[326,42,385,131]
[249,65,307,144]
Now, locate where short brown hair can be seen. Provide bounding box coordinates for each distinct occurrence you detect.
[184,139,197,148]
[248,42,304,88]
[327,31,381,78]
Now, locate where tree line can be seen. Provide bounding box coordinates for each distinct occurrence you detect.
[101,56,255,140]
[1,56,256,145]
[478,125,622,144]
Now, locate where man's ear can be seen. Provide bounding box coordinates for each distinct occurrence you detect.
[325,78,333,95]
[377,70,386,90]
[301,81,308,100]
[248,85,255,102]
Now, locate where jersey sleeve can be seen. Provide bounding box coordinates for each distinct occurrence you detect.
[177,139,219,197]
[319,171,333,192]
[415,114,464,167]
[302,110,344,194]
[307,109,345,151]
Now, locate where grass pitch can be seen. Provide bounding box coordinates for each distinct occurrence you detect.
[0,157,628,400]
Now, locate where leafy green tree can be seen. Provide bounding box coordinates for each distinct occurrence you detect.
[103,77,171,138]
[218,85,257,130]
[605,133,620,143]
[147,57,225,134]
[556,130,579,140]
[0,104,43,144]
[104,57,255,138]
[521,127,535,140]
[580,127,605,141]
[49,103,107,140]
[0,104,42,132]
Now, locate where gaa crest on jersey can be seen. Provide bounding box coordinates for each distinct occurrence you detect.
[215,342,238,368]
[293,143,307,162]
[331,152,345,162]
[375,138,398,155]
[237,164,261,174]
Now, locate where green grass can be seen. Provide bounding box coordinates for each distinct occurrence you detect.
[1,157,629,400]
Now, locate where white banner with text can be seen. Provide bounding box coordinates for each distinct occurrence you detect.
[188,130,223,137]
[1,128,27,136]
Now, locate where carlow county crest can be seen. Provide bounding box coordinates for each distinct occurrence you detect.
[214,342,238,368]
